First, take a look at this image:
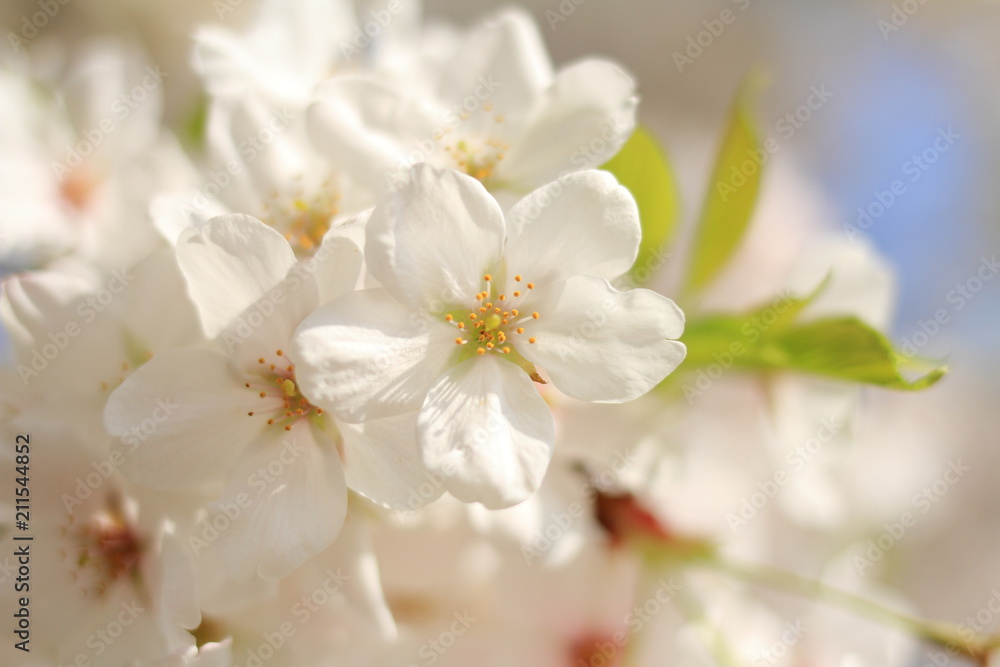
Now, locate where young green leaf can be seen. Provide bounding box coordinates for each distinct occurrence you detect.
[684,77,767,296]
[601,126,679,285]
[678,293,946,391]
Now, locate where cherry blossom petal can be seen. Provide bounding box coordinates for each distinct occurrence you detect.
[339,411,442,510]
[366,163,505,310]
[104,347,264,488]
[418,355,554,509]
[518,275,686,403]
[293,287,456,422]
[503,170,640,286]
[500,59,637,188]
[176,214,298,339]
[209,424,347,581]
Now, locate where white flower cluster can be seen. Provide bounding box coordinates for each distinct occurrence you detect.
[0,2,976,666]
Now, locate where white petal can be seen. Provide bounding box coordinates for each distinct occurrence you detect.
[518,275,686,403]
[293,288,456,422]
[312,209,367,305]
[439,8,552,124]
[418,355,554,509]
[150,194,229,247]
[104,348,262,488]
[220,267,320,374]
[210,424,347,581]
[500,59,638,187]
[124,249,204,353]
[176,214,298,339]
[503,170,640,286]
[366,163,505,310]
[338,411,442,510]
[307,76,433,187]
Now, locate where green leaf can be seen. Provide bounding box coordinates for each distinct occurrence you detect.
[684,76,767,296]
[601,126,680,285]
[679,294,946,391]
[770,318,946,390]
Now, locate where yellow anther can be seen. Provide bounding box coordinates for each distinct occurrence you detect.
[445,314,454,322]
[483,274,492,282]
[502,347,511,354]
[513,291,521,297]
[455,338,464,345]
[514,275,522,282]
[477,348,486,355]
[529,337,537,344]
[527,283,535,289]
[516,327,525,334]
[532,312,539,319]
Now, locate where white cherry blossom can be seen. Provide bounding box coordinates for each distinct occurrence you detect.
[293,164,686,508]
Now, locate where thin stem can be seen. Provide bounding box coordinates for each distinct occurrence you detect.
[694,554,998,659]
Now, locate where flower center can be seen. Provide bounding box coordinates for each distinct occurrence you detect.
[438,103,510,183]
[59,164,100,212]
[259,175,341,256]
[444,273,539,357]
[442,136,509,183]
[244,349,322,430]
[64,494,145,600]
